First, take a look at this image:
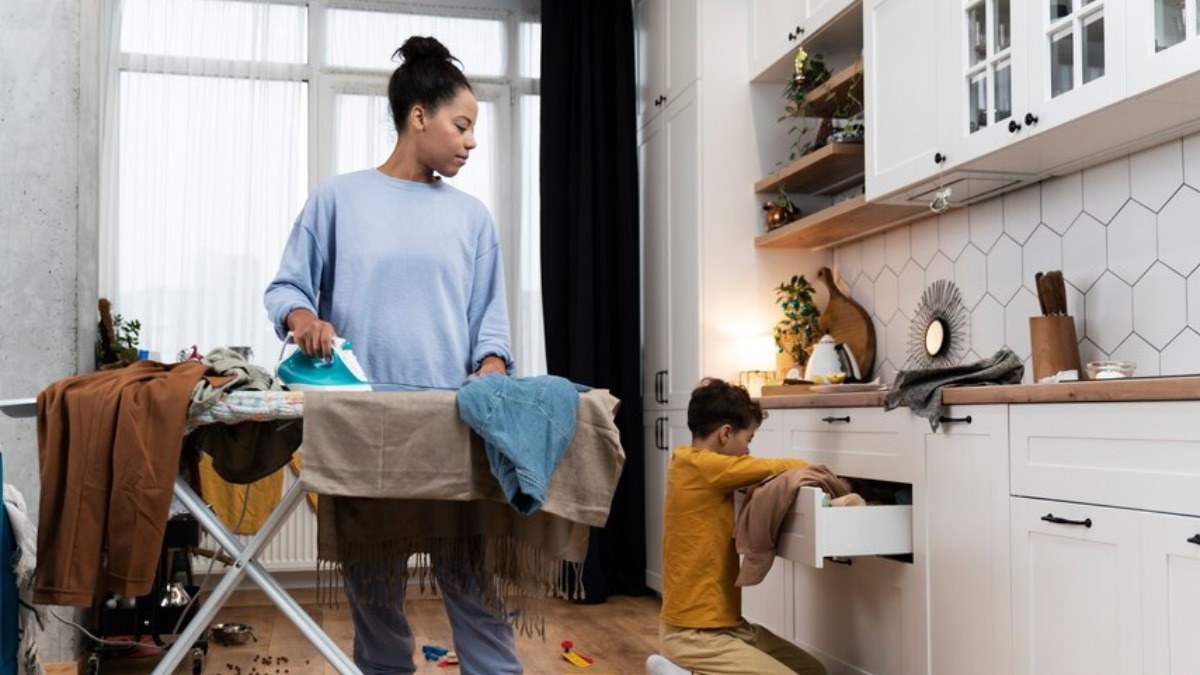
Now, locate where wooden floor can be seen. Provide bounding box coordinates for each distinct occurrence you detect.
[81,589,662,675]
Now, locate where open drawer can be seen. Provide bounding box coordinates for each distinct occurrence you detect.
[777,486,913,568]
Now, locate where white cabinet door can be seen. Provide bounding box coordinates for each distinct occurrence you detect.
[635,0,698,127]
[1127,0,1200,96]
[1022,0,1126,135]
[1142,511,1200,675]
[864,0,946,199]
[644,410,691,593]
[1010,497,1142,675]
[639,115,668,410]
[741,555,793,641]
[662,84,702,407]
[749,0,809,80]
[792,556,924,675]
[924,405,1012,675]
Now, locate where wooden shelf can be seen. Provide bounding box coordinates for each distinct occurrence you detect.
[755,195,929,250]
[754,143,865,196]
[801,60,864,119]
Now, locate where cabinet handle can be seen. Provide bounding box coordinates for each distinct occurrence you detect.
[1008,119,1022,133]
[656,370,669,404]
[655,416,666,451]
[821,416,851,424]
[934,152,946,165]
[787,26,805,41]
[826,557,853,566]
[938,415,973,425]
[1041,513,1092,528]
[1187,534,1200,546]
[1024,112,1039,127]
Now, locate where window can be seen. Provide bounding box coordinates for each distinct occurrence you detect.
[102,0,544,375]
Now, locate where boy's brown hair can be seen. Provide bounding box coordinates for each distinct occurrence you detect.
[686,377,766,437]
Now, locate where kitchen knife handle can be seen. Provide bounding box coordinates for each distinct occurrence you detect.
[1041,513,1092,528]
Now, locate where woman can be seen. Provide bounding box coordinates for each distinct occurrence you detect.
[264,36,519,674]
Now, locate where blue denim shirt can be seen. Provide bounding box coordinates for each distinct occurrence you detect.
[456,374,590,514]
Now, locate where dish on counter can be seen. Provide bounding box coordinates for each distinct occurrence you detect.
[808,382,890,393]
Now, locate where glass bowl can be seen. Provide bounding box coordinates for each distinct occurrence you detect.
[1085,361,1136,380]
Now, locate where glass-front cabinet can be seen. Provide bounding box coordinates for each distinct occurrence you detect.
[1128,0,1200,95]
[944,0,1125,168]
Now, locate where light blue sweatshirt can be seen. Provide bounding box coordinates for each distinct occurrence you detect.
[264,169,513,391]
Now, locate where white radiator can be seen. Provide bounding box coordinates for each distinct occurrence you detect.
[193,471,320,576]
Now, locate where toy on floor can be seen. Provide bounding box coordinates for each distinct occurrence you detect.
[560,640,594,667]
[436,652,459,668]
[422,645,449,662]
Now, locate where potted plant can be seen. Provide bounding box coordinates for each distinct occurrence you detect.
[773,274,822,371]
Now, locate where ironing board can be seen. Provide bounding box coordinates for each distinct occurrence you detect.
[0,393,362,675]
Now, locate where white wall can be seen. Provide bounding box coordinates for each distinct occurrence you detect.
[0,0,99,661]
[832,132,1200,384]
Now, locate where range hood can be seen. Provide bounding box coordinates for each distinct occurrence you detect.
[877,170,1041,210]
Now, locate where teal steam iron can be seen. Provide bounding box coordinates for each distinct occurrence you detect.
[275,334,372,392]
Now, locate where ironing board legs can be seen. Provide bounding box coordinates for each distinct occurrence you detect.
[151,477,362,675]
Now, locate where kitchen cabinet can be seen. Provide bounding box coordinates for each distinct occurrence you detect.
[923,405,1011,675]
[1010,497,1142,675]
[1142,512,1200,675]
[639,82,701,412]
[643,410,690,592]
[1127,0,1200,95]
[749,0,858,83]
[634,0,697,128]
[1009,400,1200,675]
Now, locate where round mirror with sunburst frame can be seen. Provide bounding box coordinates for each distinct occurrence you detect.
[906,279,968,370]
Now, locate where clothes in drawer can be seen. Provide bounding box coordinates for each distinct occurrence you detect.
[777,486,914,569]
[1010,401,1200,517]
[781,407,917,483]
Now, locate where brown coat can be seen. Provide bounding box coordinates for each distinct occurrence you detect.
[733,464,851,587]
[35,360,218,605]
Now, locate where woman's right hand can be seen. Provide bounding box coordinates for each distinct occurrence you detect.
[287,309,335,358]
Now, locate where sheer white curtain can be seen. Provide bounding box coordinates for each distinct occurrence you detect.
[100,0,308,368]
[100,0,544,374]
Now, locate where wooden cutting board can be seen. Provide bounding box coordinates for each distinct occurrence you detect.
[816,267,876,379]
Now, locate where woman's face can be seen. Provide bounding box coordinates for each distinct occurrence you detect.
[413,86,478,178]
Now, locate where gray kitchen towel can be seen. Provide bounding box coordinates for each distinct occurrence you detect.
[884,347,1024,430]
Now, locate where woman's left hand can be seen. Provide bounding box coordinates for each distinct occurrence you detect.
[474,355,507,377]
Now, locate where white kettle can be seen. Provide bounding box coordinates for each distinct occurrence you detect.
[804,333,862,383]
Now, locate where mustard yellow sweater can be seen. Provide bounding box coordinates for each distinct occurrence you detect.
[659,446,807,628]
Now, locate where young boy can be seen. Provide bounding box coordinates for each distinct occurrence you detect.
[656,378,826,675]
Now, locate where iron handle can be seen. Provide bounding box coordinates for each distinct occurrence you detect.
[1041,513,1092,528]
[1024,112,1039,126]
[1008,119,1022,133]
[822,416,851,424]
[934,152,946,164]
[1187,534,1200,546]
[938,415,973,425]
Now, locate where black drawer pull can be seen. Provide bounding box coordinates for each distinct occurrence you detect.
[826,557,853,566]
[821,416,851,424]
[655,416,666,451]
[1187,534,1200,546]
[1041,513,1092,528]
[938,415,973,425]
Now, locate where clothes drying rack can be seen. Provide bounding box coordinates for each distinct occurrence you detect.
[0,394,362,675]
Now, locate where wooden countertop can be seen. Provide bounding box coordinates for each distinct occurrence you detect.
[759,375,1200,408]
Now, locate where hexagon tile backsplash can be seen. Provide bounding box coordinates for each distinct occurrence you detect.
[833,130,1200,384]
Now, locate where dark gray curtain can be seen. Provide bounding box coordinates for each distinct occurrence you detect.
[540,0,646,599]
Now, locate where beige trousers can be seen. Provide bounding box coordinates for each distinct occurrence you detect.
[660,620,826,675]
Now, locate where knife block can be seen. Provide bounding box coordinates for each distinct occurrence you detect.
[1030,315,1081,382]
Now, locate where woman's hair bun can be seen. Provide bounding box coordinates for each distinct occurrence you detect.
[395,36,453,65]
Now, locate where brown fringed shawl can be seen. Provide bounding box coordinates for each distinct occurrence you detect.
[299,389,624,637]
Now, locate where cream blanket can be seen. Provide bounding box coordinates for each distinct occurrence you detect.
[298,389,624,636]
